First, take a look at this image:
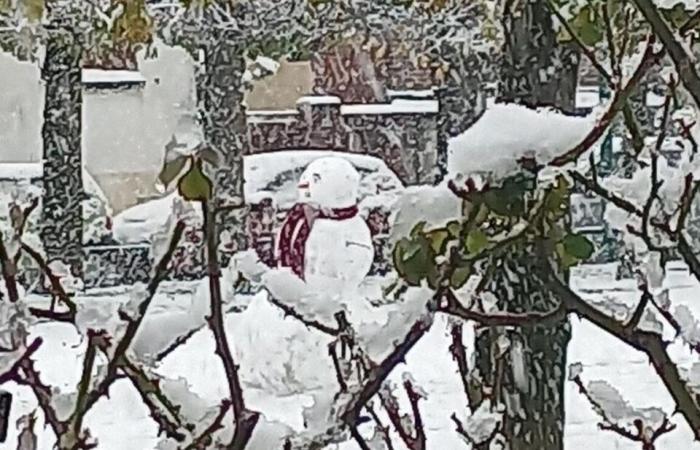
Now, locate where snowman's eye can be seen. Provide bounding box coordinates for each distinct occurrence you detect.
[312,173,321,183]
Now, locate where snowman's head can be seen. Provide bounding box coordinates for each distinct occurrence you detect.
[298,157,360,209]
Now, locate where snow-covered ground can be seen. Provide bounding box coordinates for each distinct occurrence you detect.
[4,265,700,449]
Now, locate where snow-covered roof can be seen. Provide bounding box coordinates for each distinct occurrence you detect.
[82,69,146,86]
[340,99,438,115]
[296,95,341,105]
[448,102,599,178]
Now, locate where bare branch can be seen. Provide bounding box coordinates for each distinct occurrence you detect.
[438,288,566,327]
[0,232,19,303]
[0,337,42,384]
[632,0,700,109]
[550,37,663,167]
[541,268,700,438]
[202,201,259,448]
[83,221,186,415]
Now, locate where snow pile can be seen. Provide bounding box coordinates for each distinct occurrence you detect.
[112,193,201,245]
[447,103,600,179]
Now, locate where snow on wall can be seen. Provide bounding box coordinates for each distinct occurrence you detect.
[340,99,439,115]
[82,69,147,85]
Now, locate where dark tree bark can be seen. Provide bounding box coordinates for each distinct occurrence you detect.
[196,30,248,261]
[497,0,580,114]
[474,1,580,449]
[40,9,84,278]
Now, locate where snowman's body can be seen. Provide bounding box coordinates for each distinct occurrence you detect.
[304,216,374,290]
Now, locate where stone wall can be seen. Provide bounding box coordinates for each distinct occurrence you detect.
[246,93,439,185]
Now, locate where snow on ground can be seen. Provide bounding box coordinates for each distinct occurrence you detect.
[4,267,700,449]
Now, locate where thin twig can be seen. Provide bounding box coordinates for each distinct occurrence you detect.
[550,36,662,167]
[0,232,19,303]
[0,337,42,384]
[83,221,185,414]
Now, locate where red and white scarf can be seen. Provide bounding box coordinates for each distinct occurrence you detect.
[276,202,359,280]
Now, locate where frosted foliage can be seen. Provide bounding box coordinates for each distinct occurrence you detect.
[639,309,664,335]
[160,377,213,426]
[587,380,666,429]
[389,183,462,245]
[682,362,700,392]
[640,251,665,290]
[447,103,599,179]
[52,390,78,422]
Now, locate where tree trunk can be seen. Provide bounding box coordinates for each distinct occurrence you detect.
[475,1,579,449]
[196,30,248,263]
[497,0,579,114]
[40,13,84,278]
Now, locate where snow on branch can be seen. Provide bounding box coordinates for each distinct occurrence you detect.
[451,399,505,448]
[569,364,676,449]
[542,269,700,439]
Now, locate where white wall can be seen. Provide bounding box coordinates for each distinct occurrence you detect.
[83,42,197,177]
[0,53,43,163]
[0,41,198,212]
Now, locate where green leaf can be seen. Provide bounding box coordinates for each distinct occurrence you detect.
[447,220,462,238]
[555,242,579,269]
[661,3,691,29]
[450,264,472,289]
[393,236,434,286]
[427,229,449,254]
[159,154,188,189]
[410,221,427,238]
[178,159,213,202]
[466,229,489,254]
[561,233,595,260]
[199,147,220,167]
[571,5,604,47]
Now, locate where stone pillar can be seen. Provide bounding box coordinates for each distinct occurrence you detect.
[40,10,84,278]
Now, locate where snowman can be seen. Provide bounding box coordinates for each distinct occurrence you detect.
[222,157,377,397]
[276,156,375,289]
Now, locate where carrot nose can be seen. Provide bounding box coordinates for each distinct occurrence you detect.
[298,182,310,189]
